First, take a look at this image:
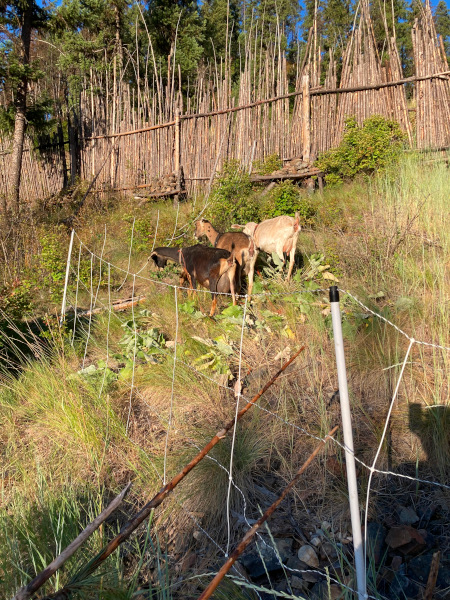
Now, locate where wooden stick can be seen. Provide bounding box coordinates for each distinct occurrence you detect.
[49,347,306,588]
[12,483,132,600]
[424,551,441,600]
[197,425,339,600]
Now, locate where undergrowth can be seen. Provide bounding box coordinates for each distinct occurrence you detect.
[0,152,449,598]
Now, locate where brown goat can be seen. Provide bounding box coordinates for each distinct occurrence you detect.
[194,219,258,297]
[150,245,237,316]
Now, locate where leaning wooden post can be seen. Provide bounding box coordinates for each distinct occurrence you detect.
[174,108,181,207]
[301,73,311,165]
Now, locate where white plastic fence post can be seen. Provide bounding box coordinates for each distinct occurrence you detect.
[60,229,75,324]
[329,286,366,600]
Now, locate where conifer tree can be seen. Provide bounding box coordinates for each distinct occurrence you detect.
[434,0,450,59]
[0,0,48,212]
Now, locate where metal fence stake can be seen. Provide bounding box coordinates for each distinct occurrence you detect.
[60,229,75,324]
[329,285,366,600]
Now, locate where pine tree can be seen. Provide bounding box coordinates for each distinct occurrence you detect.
[434,0,450,59]
[0,0,48,212]
[143,0,205,81]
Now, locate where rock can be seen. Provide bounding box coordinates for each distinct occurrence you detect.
[274,537,294,562]
[366,522,387,565]
[385,525,426,554]
[398,506,419,525]
[297,545,319,568]
[391,555,402,571]
[240,543,284,578]
[409,552,450,589]
[310,582,342,600]
[310,535,322,547]
[321,521,331,531]
[389,564,420,599]
[319,541,338,560]
[291,575,306,591]
[302,570,320,583]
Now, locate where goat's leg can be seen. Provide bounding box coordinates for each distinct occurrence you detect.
[229,272,237,306]
[209,294,218,316]
[246,251,258,299]
[287,245,296,281]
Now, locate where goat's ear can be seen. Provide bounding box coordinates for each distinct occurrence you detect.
[231,224,244,229]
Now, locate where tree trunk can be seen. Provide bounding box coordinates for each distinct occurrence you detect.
[7,0,33,214]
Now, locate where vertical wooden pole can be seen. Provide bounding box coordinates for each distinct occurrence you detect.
[174,107,181,207]
[302,73,311,164]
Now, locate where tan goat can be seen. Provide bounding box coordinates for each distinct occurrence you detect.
[232,212,300,281]
[194,218,258,297]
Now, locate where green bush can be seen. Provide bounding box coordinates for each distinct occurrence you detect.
[262,181,316,225]
[0,279,33,320]
[124,215,154,252]
[315,115,407,185]
[253,153,283,175]
[38,228,67,301]
[206,160,258,229]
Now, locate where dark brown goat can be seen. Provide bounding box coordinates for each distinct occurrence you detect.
[194,219,257,297]
[150,245,237,316]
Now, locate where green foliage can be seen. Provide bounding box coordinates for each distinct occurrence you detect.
[315,116,407,185]
[38,229,67,301]
[253,153,282,175]
[206,160,258,229]
[262,180,316,224]
[0,279,33,320]
[124,215,154,252]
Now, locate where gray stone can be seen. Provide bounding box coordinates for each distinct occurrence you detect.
[298,545,319,567]
[291,575,306,591]
[273,537,295,563]
[389,565,420,599]
[398,506,419,525]
[240,544,282,578]
[320,541,338,560]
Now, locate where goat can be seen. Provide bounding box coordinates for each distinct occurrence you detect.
[232,212,300,281]
[194,218,258,297]
[150,244,237,316]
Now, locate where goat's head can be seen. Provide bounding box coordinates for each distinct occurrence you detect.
[150,251,168,270]
[194,218,211,240]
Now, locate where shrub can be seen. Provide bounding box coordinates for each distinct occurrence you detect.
[0,279,33,320]
[124,215,155,252]
[38,228,67,301]
[206,160,258,229]
[315,115,407,185]
[261,181,316,225]
[253,153,283,175]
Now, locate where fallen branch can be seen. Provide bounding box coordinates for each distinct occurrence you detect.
[12,483,132,600]
[42,347,306,596]
[197,425,339,600]
[424,551,441,600]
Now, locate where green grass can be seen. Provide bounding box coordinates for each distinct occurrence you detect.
[0,153,449,598]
